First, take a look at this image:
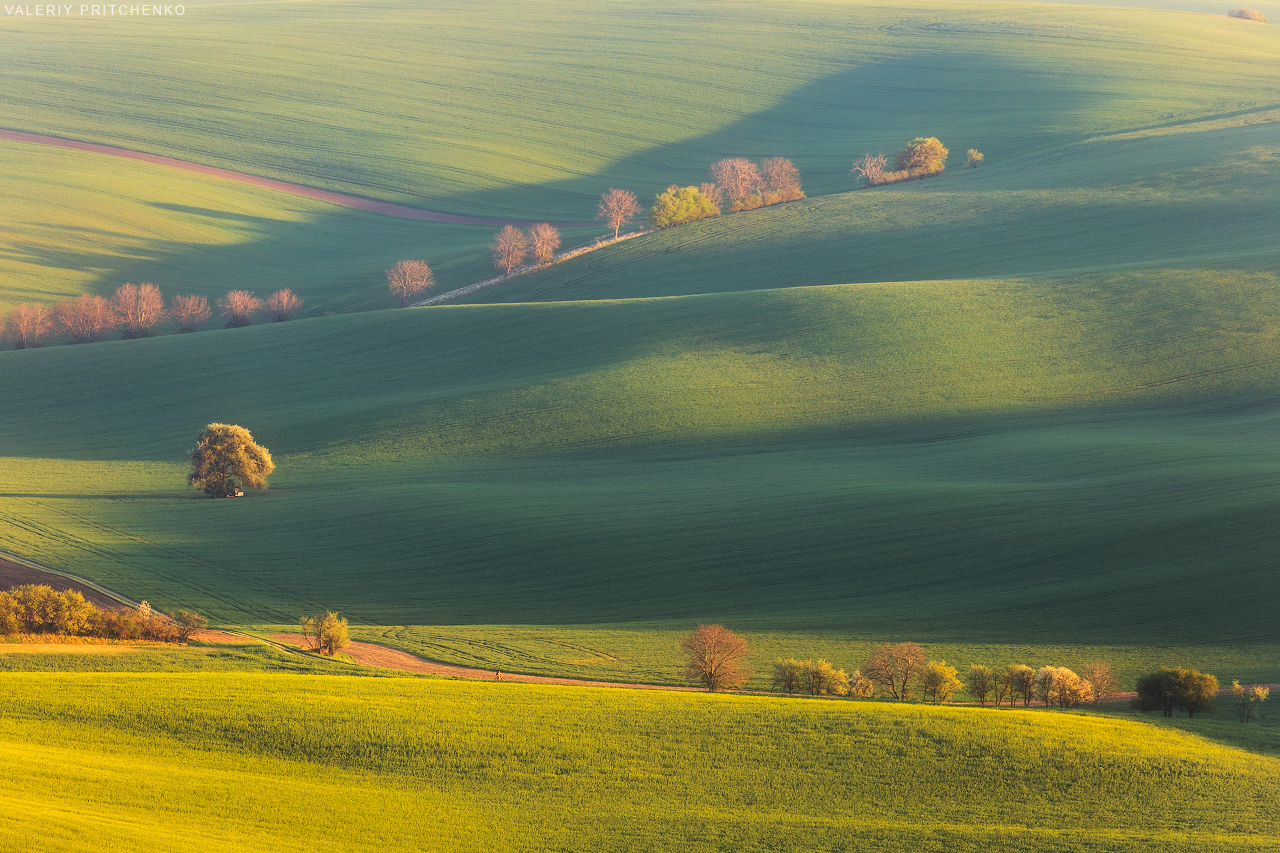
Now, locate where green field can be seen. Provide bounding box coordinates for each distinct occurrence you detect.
[1,0,1276,223]
[0,672,1276,851]
[0,139,598,315]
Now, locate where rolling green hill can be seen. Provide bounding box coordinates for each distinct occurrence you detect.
[1,0,1276,220]
[1,673,1276,852]
[0,139,596,315]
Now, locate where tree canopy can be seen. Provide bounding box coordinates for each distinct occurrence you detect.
[189,423,275,498]
[649,185,720,228]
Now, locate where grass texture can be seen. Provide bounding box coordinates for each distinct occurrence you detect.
[0,673,1276,852]
[1,0,1277,220]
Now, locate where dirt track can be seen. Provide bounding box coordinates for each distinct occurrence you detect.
[0,559,125,610]
[0,128,593,228]
[268,634,698,691]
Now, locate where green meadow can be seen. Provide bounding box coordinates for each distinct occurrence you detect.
[0,673,1276,852]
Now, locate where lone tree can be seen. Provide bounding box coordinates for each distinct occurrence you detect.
[681,623,752,691]
[264,288,303,322]
[492,225,530,275]
[112,283,166,338]
[598,188,641,239]
[894,137,949,176]
[170,294,212,333]
[56,294,116,343]
[710,157,761,204]
[965,149,984,169]
[189,423,275,498]
[218,290,262,328]
[864,642,927,700]
[386,259,435,307]
[300,611,350,655]
[528,222,562,264]
[5,304,50,349]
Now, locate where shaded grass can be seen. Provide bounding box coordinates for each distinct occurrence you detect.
[0,139,597,315]
[1,274,1280,650]
[0,672,1276,851]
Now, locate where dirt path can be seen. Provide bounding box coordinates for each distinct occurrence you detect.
[0,128,594,228]
[0,557,133,611]
[267,634,698,691]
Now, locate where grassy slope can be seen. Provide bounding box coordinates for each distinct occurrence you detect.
[3,275,1280,662]
[1,0,1276,219]
[0,673,1276,852]
[0,139,596,315]
[469,115,1280,302]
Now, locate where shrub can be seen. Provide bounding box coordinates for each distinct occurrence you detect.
[965,149,984,169]
[173,609,209,642]
[894,137,949,176]
[649,185,720,228]
[1229,7,1267,21]
[728,194,764,213]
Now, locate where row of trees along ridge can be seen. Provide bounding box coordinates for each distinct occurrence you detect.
[4,284,302,348]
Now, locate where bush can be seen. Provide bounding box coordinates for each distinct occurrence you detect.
[965,149,984,169]
[0,584,196,642]
[894,137,949,177]
[727,194,763,213]
[649,185,720,228]
[1229,7,1267,21]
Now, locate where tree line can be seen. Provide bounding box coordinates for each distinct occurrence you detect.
[0,584,207,642]
[3,283,303,348]
[681,628,1270,723]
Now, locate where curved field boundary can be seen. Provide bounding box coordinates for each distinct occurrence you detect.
[0,128,594,228]
[0,551,141,610]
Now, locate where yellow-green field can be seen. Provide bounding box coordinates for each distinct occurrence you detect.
[1,673,1277,852]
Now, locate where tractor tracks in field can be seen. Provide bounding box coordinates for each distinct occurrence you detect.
[0,128,594,229]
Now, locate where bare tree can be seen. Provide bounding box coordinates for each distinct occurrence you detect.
[759,157,804,202]
[5,304,50,348]
[710,158,762,204]
[492,225,530,276]
[851,153,888,187]
[386,260,435,308]
[112,283,166,338]
[218,290,262,328]
[56,295,117,343]
[264,289,303,322]
[1079,660,1119,705]
[698,182,725,208]
[864,642,927,700]
[528,222,562,264]
[169,295,212,333]
[598,189,641,239]
[681,623,752,691]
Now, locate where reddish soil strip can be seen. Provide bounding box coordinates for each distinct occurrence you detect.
[0,128,594,228]
[268,633,698,691]
[0,559,124,610]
